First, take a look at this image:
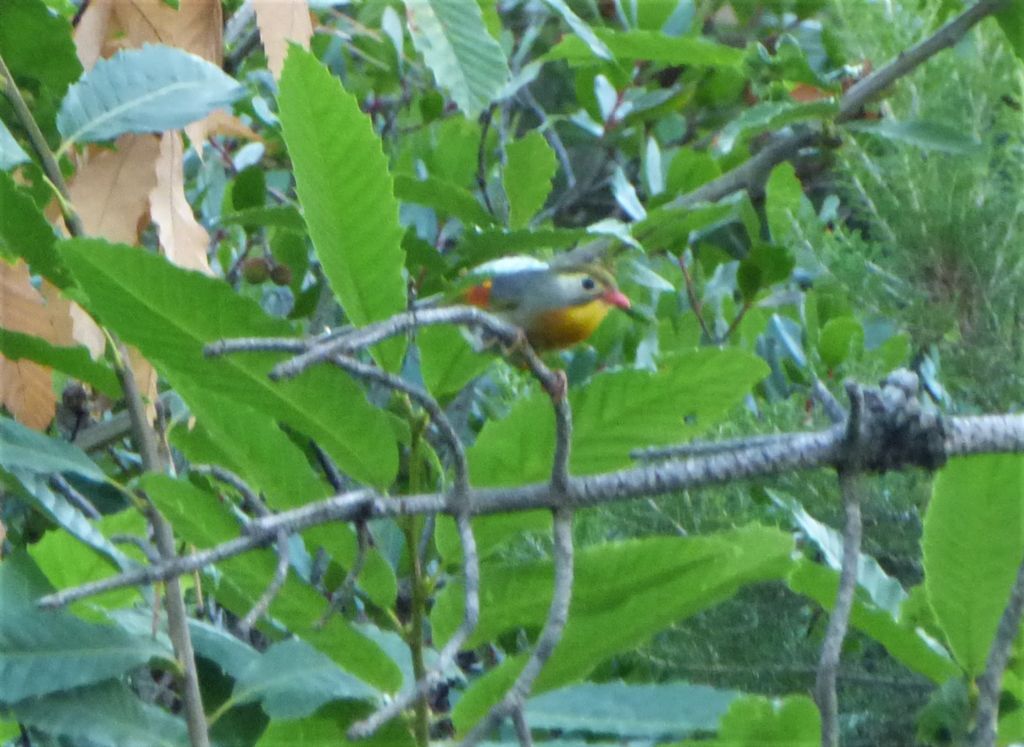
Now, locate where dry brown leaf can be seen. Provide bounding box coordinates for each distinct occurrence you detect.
[111,0,223,59]
[0,260,70,429]
[73,0,115,69]
[68,134,162,245]
[40,282,105,359]
[151,132,213,275]
[202,109,263,142]
[253,0,313,79]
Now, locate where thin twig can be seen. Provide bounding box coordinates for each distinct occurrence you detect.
[238,531,290,635]
[478,104,497,217]
[971,554,1024,747]
[678,252,713,341]
[458,509,574,746]
[815,383,867,747]
[511,703,535,747]
[317,520,369,627]
[49,475,102,520]
[813,378,847,425]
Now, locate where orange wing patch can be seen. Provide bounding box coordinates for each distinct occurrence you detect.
[463,279,493,308]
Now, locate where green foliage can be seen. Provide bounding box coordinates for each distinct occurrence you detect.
[923,455,1024,675]
[1,0,1022,744]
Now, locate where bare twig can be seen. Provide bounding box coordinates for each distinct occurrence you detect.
[815,383,867,747]
[813,378,847,425]
[49,475,101,520]
[193,464,264,515]
[458,509,574,746]
[317,520,369,627]
[678,252,713,341]
[971,555,1024,747]
[238,532,290,635]
[511,703,535,747]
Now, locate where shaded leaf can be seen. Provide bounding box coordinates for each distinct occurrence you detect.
[404,0,511,117]
[526,680,738,738]
[504,130,558,228]
[545,29,743,68]
[57,43,243,146]
[0,172,71,288]
[394,173,497,227]
[845,119,982,155]
[0,328,119,397]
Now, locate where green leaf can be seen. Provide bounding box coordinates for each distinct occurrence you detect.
[217,205,307,233]
[394,173,497,227]
[765,161,805,243]
[818,316,864,368]
[188,619,260,679]
[787,560,958,684]
[278,47,407,372]
[404,0,511,118]
[541,0,613,61]
[526,680,738,739]
[0,120,29,170]
[0,329,120,396]
[57,44,243,147]
[418,325,491,398]
[0,0,81,101]
[674,694,819,747]
[446,526,794,729]
[456,227,587,268]
[0,171,71,288]
[844,119,981,155]
[666,148,721,196]
[923,455,1024,675]
[60,238,397,487]
[737,242,795,300]
[996,2,1024,62]
[0,555,166,703]
[716,101,837,154]
[468,349,768,487]
[504,131,558,228]
[231,639,377,718]
[10,680,188,747]
[545,29,744,68]
[142,475,402,692]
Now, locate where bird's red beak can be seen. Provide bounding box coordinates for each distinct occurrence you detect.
[603,288,631,310]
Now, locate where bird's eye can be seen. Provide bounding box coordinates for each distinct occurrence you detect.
[581,276,596,291]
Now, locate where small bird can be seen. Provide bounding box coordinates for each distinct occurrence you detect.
[455,244,631,350]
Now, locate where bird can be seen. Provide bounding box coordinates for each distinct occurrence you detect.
[453,242,632,350]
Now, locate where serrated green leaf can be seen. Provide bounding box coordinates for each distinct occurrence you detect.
[10,680,188,747]
[923,455,1024,675]
[788,560,958,684]
[0,329,120,396]
[448,526,794,730]
[504,131,558,228]
[57,44,243,148]
[0,556,165,703]
[394,173,497,227]
[0,171,71,288]
[526,680,738,739]
[278,47,407,372]
[0,120,29,171]
[405,0,511,117]
[845,119,982,155]
[545,29,743,68]
[60,238,397,487]
[468,349,768,487]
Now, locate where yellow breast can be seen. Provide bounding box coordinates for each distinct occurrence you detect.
[527,300,612,350]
